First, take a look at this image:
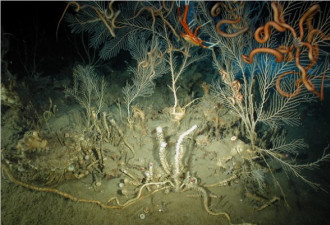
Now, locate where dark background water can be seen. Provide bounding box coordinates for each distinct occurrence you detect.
[2,1,75,77]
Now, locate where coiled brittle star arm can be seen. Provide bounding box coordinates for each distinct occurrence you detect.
[216,17,249,38]
[57,1,119,39]
[242,47,284,64]
[211,2,249,38]
[275,71,303,98]
[242,2,329,100]
[254,21,287,43]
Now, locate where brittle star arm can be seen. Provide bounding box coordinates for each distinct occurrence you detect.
[242,47,284,64]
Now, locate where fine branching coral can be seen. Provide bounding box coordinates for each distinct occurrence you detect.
[122,33,168,122]
[65,65,106,129]
[204,1,330,194]
[242,2,330,100]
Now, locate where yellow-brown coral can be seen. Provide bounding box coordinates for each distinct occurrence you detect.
[16,131,48,153]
